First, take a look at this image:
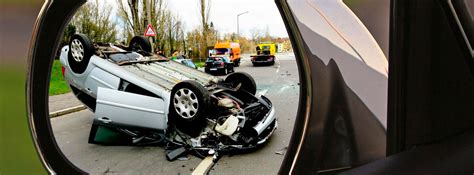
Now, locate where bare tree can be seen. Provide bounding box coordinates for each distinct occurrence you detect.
[116,0,185,56]
[250,27,262,43]
[262,25,272,42]
[198,0,212,59]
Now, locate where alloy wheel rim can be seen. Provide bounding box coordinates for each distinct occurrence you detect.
[173,88,199,119]
[71,39,84,62]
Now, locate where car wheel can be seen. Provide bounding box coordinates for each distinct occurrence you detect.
[235,60,241,67]
[169,81,211,135]
[129,36,152,52]
[68,34,94,74]
[225,72,257,95]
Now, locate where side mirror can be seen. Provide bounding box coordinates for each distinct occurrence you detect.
[277,0,388,173]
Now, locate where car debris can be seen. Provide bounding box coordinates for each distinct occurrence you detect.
[275,146,288,155]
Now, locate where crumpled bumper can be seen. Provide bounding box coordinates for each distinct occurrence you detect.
[254,106,277,144]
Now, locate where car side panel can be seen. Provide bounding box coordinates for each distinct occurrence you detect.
[84,68,120,96]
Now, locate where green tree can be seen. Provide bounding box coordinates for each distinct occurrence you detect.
[70,0,118,43]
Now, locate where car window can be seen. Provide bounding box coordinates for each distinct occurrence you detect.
[215,48,228,55]
[222,57,229,62]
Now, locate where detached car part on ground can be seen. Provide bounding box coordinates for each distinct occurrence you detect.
[60,34,277,161]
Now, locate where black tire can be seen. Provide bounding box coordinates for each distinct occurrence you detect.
[129,36,152,52]
[234,59,241,67]
[68,34,94,74]
[223,68,228,75]
[225,72,257,95]
[169,81,211,135]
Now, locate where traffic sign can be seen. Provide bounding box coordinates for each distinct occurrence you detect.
[144,24,156,37]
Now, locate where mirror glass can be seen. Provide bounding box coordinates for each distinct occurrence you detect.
[48,0,299,174]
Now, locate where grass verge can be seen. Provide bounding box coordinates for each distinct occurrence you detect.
[194,61,206,68]
[49,59,70,95]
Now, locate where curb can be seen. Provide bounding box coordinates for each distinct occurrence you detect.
[49,105,87,118]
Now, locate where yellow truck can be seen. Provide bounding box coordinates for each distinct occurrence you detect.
[251,43,276,66]
[212,42,242,66]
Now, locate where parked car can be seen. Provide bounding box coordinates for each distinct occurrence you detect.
[59,34,277,158]
[204,56,235,75]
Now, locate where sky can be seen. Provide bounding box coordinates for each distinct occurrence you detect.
[166,0,289,38]
[92,0,289,39]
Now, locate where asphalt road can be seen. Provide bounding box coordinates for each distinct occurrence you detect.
[51,53,300,174]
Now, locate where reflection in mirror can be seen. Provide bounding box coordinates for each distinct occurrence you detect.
[48,0,299,174]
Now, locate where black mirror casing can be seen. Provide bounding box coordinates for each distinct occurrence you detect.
[27,0,87,174]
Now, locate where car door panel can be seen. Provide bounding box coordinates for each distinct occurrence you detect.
[94,87,167,130]
[84,67,121,96]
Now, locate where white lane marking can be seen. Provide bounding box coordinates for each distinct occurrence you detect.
[192,156,215,175]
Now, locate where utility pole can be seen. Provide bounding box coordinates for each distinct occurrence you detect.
[237,11,249,41]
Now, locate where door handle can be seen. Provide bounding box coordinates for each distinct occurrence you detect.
[98,117,112,124]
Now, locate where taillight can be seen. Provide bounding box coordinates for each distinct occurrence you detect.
[220,62,224,67]
[61,66,65,76]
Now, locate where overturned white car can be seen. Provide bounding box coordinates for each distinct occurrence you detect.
[59,34,277,160]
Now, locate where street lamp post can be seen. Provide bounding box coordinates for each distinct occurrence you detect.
[237,11,249,40]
